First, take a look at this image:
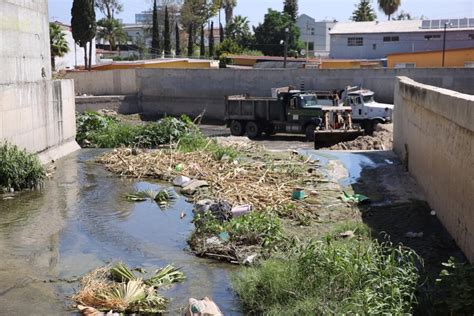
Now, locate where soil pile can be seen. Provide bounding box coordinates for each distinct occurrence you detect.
[329,123,393,150]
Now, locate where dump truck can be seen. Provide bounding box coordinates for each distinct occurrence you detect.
[224,86,392,141]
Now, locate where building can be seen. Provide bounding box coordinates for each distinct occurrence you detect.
[387,47,474,68]
[330,18,474,60]
[297,14,336,57]
[91,58,219,70]
[52,22,96,70]
[135,7,180,26]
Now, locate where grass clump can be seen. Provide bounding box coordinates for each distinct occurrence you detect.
[232,228,421,315]
[76,112,197,148]
[0,141,45,191]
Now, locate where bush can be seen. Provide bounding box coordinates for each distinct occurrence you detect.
[232,233,421,314]
[0,141,45,191]
[76,112,197,148]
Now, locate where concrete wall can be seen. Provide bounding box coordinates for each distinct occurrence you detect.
[76,95,137,114]
[66,68,474,121]
[393,76,474,262]
[0,0,79,162]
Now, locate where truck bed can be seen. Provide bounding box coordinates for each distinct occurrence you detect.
[225,95,283,122]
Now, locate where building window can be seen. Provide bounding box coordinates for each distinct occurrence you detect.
[348,37,363,46]
[306,42,314,51]
[372,44,376,50]
[424,34,441,40]
[395,63,416,69]
[469,34,474,40]
[383,36,399,42]
[465,62,474,68]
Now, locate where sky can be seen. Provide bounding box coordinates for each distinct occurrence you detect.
[48,0,474,26]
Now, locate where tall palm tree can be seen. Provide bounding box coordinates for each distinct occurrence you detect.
[49,23,69,71]
[378,0,401,20]
[222,0,237,25]
[97,18,127,51]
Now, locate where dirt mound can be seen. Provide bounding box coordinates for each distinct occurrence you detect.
[329,123,393,150]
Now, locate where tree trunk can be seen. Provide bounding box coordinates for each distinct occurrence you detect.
[89,40,93,70]
[84,45,88,70]
[225,6,233,25]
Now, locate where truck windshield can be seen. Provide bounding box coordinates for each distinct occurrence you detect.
[301,95,319,107]
[363,95,375,103]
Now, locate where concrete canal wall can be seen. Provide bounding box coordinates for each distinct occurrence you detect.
[67,68,474,121]
[394,76,474,262]
[0,0,79,162]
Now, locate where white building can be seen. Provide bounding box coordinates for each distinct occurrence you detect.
[297,14,336,58]
[52,22,96,70]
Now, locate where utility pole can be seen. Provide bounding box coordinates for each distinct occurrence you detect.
[284,27,289,68]
[442,22,451,67]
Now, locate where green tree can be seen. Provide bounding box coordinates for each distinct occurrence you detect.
[95,0,122,19]
[71,0,96,70]
[181,0,217,32]
[209,21,215,57]
[351,0,377,21]
[97,18,127,51]
[200,24,205,57]
[151,0,161,56]
[164,6,171,56]
[49,23,70,71]
[253,9,301,56]
[187,23,194,57]
[175,22,181,56]
[395,10,412,20]
[226,15,253,48]
[283,0,298,22]
[219,22,225,43]
[378,0,401,20]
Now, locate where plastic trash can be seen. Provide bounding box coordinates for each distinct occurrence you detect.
[218,232,230,241]
[175,164,184,172]
[186,297,223,316]
[292,188,306,200]
[341,191,370,204]
[231,204,252,217]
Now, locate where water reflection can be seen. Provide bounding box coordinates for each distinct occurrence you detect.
[0,149,241,315]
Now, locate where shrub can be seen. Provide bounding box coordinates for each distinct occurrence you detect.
[232,233,421,314]
[0,141,45,191]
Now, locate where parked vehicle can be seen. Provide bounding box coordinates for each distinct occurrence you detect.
[224,86,393,141]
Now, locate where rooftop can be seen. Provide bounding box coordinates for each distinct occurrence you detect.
[330,18,474,35]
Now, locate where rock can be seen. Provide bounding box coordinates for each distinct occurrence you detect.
[205,236,223,246]
[194,199,214,213]
[243,254,258,265]
[339,230,355,239]
[173,175,191,187]
[186,297,223,316]
[181,180,209,195]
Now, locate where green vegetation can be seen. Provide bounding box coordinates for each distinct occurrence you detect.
[194,211,284,248]
[71,0,96,69]
[96,18,127,51]
[74,262,184,313]
[352,0,377,21]
[378,0,401,20]
[151,0,160,56]
[232,227,421,314]
[177,131,238,161]
[435,257,474,313]
[0,141,45,192]
[49,23,69,71]
[126,188,177,208]
[76,112,196,148]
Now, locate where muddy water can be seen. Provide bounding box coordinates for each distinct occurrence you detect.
[0,150,242,315]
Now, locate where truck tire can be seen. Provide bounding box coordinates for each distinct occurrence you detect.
[230,120,245,136]
[305,124,316,142]
[246,121,260,139]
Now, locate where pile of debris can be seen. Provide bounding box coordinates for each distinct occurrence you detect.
[328,123,393,151]
[213,136,263,152]
[98,148,319,212]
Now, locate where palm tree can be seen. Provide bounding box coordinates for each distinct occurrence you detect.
[351,0,377,22]
[222,0,237,25]
[378,0,401,20]
[49,23,69,71]
[97,18,127,51]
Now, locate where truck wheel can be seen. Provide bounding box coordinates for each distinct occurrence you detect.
[230,120,245,136]
[305,124,316,142]
[246,121,260,139]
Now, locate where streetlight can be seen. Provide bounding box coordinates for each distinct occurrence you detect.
[442,22,452,67]
[284,27,289,68]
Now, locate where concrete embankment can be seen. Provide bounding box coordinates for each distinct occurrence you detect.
[394,76,474,262]
[67,68,474,121]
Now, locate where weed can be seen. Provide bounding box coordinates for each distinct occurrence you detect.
[0,141,45,191]
[434,257,474,313]
[232,227,421,314]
